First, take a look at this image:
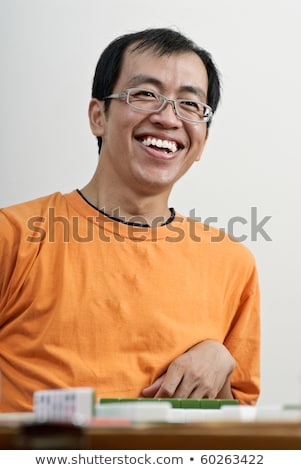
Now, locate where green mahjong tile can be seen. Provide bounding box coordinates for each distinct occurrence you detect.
[98,397,239,409]
[180,399,201,408]
[98,398,121,404]
[283,404,301,410]
[156,398,182,408]
[199,399,221,409]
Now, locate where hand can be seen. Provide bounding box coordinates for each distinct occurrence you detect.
[142,340,235,399]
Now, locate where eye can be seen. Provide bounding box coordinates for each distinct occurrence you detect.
[180,99,200,110]
[131,89,157,100]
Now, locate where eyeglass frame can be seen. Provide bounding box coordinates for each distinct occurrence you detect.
[102,87,213,124]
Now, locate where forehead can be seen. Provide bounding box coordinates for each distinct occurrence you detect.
[115,46,209,97]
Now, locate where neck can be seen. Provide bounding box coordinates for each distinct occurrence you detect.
[80,180,172,228]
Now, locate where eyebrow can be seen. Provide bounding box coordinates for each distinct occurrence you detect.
[128,75,207,101]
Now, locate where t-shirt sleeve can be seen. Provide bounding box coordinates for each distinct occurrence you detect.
[0,210,21,309]
[224,259,260,404]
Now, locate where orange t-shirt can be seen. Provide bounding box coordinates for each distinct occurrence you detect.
[0,191,260,411]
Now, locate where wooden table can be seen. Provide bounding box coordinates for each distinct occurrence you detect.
[1,420,301,450]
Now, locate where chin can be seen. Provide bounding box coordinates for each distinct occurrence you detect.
[138,174,175,191]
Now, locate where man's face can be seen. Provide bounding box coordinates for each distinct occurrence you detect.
[91,46,210,196]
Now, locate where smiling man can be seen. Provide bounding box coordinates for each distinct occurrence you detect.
[0,28,260,411]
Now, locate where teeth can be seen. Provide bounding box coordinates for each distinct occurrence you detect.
[141,137,178,153]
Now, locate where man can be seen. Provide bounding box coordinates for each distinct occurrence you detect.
[0,28,260,412]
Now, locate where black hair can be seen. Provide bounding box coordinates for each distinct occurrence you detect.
[92,28,221,153]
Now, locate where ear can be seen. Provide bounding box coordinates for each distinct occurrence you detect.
[88,98,106,137]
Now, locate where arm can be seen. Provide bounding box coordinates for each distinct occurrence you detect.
[142,250,260,403]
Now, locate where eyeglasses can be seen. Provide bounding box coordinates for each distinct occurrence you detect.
[102,88,213,124]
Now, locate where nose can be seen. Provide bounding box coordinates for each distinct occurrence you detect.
[149,99,181,127]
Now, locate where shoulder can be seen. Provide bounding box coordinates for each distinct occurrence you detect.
[0,192,66,223]
[0,191,73,248]
[177,212,257,272]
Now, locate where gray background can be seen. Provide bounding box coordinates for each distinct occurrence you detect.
[1,0,300,406]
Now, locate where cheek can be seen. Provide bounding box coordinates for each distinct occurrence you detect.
[112,112,139,140]
[189,128,207,161]
[191,127,207,149]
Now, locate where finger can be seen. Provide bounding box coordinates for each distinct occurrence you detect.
[141,375,165,397]
[179,373,223,399]
[153,364,184,398]
[166,377,209,399]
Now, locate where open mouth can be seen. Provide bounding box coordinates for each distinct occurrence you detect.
[139,136,182,154]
